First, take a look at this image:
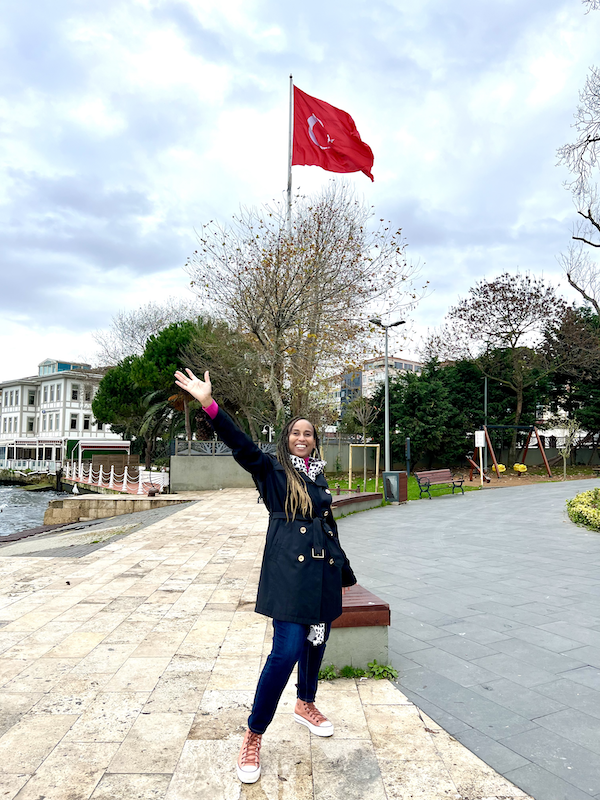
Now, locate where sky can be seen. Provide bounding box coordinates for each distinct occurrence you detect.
[1,0,599,382]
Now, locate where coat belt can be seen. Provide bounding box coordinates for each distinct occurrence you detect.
[269,513,329,559]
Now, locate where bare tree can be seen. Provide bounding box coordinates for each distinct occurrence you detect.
[557,2,600,306]
[93,298,200,365]
[349,397,379,489]
[185,184,422,426]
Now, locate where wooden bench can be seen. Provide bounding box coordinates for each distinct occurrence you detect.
[415,469,464,499]
[325,584,390,669]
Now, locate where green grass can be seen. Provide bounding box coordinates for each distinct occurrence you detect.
[330,473,480,500]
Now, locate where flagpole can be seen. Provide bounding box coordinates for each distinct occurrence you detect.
[287,74,293,233]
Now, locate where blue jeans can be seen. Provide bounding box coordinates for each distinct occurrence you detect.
[248,620,331,734]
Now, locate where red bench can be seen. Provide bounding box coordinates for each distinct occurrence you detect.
[326,584,390,669]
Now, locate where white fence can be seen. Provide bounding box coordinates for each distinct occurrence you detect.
[63,462,169,496]
[0,459,60,473]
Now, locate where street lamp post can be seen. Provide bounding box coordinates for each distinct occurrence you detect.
[369,318,406,472]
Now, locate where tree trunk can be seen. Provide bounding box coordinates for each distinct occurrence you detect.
[510,387,524,464]
[144,435,154,470]
[184,396,192,442]
[268,354,286,430]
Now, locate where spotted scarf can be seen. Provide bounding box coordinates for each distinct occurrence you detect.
[289,454,327,482]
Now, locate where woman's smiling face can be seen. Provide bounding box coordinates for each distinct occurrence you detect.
[288,419,316,457]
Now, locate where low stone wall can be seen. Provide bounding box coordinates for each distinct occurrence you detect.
[331,492,383,518]
[170,455,256,491]
[44,495,190,525]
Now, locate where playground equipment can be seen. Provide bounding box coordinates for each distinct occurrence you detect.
[348,443,381,494]
[471,425,553,479]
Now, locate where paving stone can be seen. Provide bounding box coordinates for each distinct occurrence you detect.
[535,677,600,720]
[534,707,600,756]
[499,726,600,795]
[312,738,387,800]
[0,713,79,773]
[90,772,173,800]
[470,652,560,688]
[11,741,119,800]
[504,762,597,800]
[107,711,194,773]
[454,728,530,774]
[469,678,567,719]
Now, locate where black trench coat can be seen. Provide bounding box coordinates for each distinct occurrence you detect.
[208,408,357,625]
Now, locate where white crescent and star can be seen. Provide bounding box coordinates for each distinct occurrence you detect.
[307,114,334,150]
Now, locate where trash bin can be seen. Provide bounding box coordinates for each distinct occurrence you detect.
[382,471,408,503]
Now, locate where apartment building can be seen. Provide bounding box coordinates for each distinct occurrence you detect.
[0,358,129,467]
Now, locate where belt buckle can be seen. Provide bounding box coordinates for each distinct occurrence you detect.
[311,548,325,559]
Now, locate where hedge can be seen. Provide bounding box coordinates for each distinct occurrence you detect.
[566,488,600,531]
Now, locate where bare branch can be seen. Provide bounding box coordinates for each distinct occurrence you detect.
[559,243,600,316]
[93,297,200,365]
[185,184,423,419]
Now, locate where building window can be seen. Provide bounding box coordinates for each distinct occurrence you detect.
[70,414,78,430]
[71,385,79,401]
[8,418,12,433]
[85,388,92,402]
[83,415,91,430]
[56,384,61,402]
[28,390,35,405]
[27,417,34,432]
[49,415,53,431]
[3,418,6,432]
[50,385,55,402]
[9,391,13,405]
[55,413,60,429]
[97,421,104,431]
[43,415,47,431]
[15,391,19,405]
[43,386,48,403]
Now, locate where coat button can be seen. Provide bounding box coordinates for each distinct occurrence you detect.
[323,510,329,516]
[329,558,334,565]
[298,554,305,562]
[328,531,334,537]
[299,526,307,534]
[325,489,331,494]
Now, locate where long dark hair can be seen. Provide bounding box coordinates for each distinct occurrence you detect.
[276,416,320,520]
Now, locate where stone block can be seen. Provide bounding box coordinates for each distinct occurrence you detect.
[324,625,388,670]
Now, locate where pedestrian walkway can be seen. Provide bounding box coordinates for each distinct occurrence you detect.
[0,489,529,799]
[338,479,600,800]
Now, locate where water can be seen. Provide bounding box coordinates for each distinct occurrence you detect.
[0,485,67,537]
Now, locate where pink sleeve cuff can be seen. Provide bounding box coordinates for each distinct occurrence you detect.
[203,400,219,419]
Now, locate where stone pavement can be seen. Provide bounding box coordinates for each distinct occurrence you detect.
[338,479,600,800]
[0,489,529,800]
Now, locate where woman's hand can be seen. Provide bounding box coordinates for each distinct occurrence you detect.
[174,368,213,408]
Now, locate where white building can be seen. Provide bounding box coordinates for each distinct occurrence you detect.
[361,356,423,398]
[326,356,424,417]
[0,358,130,470]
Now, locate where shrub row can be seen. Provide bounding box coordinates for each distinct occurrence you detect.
[567,488,600,531]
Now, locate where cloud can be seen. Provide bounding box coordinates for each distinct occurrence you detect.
[1,0,600,381]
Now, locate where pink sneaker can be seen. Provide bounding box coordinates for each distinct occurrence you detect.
[293,700,334,737]
[237,729,262,783]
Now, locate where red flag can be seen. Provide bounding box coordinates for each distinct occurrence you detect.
[292,86,374,181]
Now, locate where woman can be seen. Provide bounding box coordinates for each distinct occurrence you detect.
[174,368,357,784]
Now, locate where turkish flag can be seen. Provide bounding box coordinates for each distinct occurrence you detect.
[292,86,374,181]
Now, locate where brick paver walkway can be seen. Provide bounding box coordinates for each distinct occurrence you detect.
[0,489,529,799]
[339,479,600,800]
